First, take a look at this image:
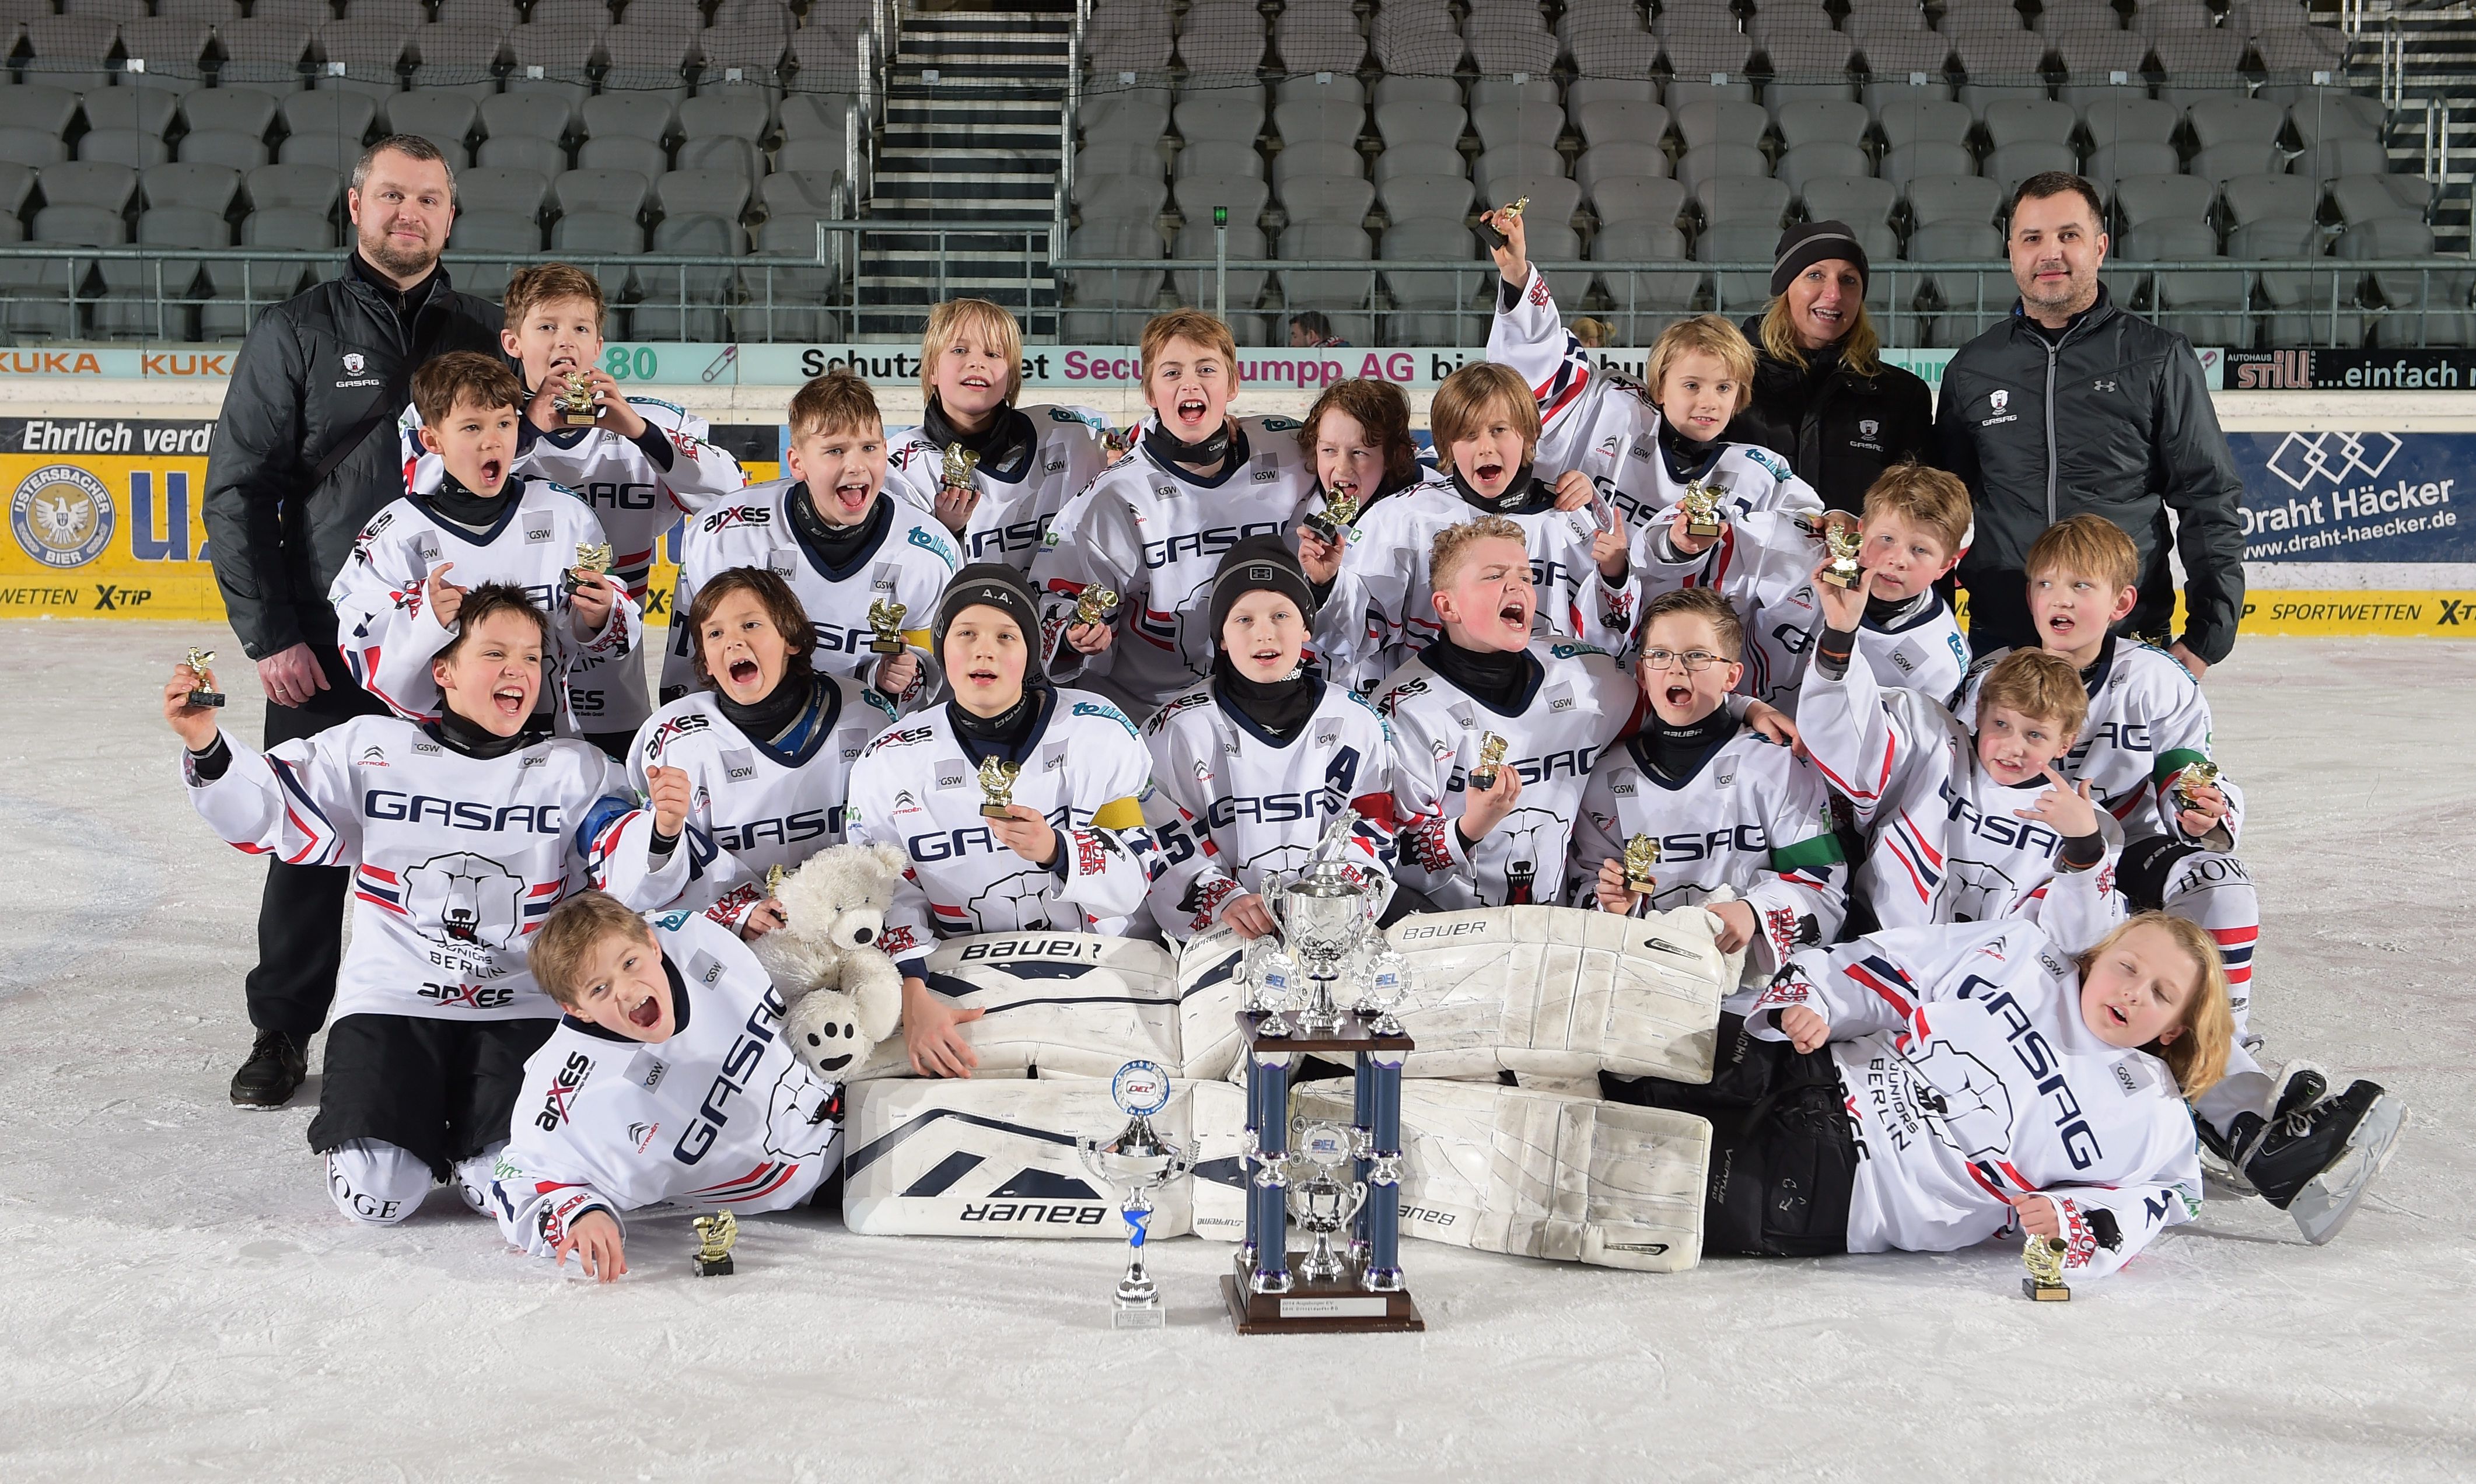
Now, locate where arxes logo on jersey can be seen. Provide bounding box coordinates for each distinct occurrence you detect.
[645,710,712,760]
[701,505,771,534]
[534,1051,594,1130]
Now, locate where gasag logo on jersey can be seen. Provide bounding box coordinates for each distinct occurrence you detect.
[366,792,564,835]
[1140,520,1285,568]
[1937,779,2064,856]
[534,1051,594,1130]
[1981,389,2017,428]
[715,806,842,851]
[11,464,116,568]
[673,984,787,1164]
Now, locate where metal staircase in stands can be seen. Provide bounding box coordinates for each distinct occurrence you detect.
[855,2,1075,338]
[2347,0,2476,252]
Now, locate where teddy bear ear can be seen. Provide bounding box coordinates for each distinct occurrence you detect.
[868,842,910,877]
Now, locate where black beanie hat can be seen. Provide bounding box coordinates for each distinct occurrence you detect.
[1205,536,1318,649]
[934,562,1043,652]
[1771,220,1870,299]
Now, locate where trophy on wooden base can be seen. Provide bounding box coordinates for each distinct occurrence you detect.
[1072,584,1120,630]
[557,371,599,428]
[1225,811,1425,1335]
[977,757,1022,819]
[2021,1232,2070,1301]
[2172,759,2222,814]
[866,598,909,656]
[1817,521,1866,591]
[1468,731,1510,790]
[1624,834,1660,897]
[1678,479,1725,540]
[183,648,226,709]
[565,542,612,597]
[692,1210,739,1276]
[1304,483,1359,547]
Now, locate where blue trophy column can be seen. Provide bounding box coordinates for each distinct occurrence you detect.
[1351,1050,1375,1259]
[1362,1048,1407,1292]
[1248,1046,1295,1293]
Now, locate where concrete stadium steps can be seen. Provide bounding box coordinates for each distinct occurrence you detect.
[2352,2,2476,251]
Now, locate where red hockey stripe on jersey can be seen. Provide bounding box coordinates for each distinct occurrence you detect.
[1349,793,1400,831]
[1899,810,1943,868]
[2209,926,2260,945]
[352,890,408,915]
[1965,1160,2009,1199]
[1842,961,1916,1020]
[1882,836,1932,904]
[361,866,398,882]
[727,1162,803,1203]
[1536,366,1590,425]
[527,880,562,897]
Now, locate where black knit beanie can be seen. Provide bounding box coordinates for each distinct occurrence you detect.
[1205,536,1318,648]
[1771,220,1871,298]
[933,562,1043,650]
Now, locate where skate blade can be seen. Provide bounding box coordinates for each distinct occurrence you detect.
[2290,1094,2406,1247]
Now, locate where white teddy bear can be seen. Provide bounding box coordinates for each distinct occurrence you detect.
[744,842,910,1082]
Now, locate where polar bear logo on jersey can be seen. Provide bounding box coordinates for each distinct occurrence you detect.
[403,852,525,947]
[966,869,1065,932]
[1476,807,1563,907]
[1943,858,2022,925]
[1907,1041,2015,1161]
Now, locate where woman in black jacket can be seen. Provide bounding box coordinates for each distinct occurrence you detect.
[1724,221,1938,513]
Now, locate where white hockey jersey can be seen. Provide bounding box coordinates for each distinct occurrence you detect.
[665,480,960,704]
[1638,510,1970,709]
[1569,726,1848,980]
[1319,470,1637,693]
[845,687,1164,972]
[1139,676,1399,939]
[1799,646,2123,951]
[1027,415,1322,715]
[489,908,841,1259]
[329,478,642,735]
[1487,266,1660,495]
[179,715,688,1023]
[1608,435,1824,534]
[883,405,1115,570]
[1744,919,2204,1283]
[1957,636,2245,852]
[615,676,898,929]
[1380,638,1643,910]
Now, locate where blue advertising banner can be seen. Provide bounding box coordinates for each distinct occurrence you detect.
[2230,430,2474,564]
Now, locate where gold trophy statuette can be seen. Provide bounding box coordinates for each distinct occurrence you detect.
[564,541,613,597]
[765,863,789,898]
[1072,584,1120,629]
[557,370,599,428]
[1470,732,1510,790]
[1499,195,1530,220]
[1678,480,1724,540]
[1623,834,1660,896]
[939,442,981,502]
[1817,521,1866,590]
[183,648,227,709]
[2021,1232,2070,1301]
[1305,482,1360,547]
[866,598,909,656]
[2173,759,2222,813]
[692,1210,739,1278]
[977,756,1024,819]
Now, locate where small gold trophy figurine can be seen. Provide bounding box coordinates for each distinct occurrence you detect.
[1499,195,1530,221]
[2021,1232,2071,1302]
[1072,584,1120,629]
[765,863,789,898]
[1622,834,1660,896]
[1678,479,1724,540]
[977,756,1023,819]
[1481,195,1530,249]
[183,648,227,709]
[692,1210,739,1278]
[865,598,908,656]
[1470,732,1510,790]
[565,541,612,596]
[557,370,598,428]
[2172,759,2222,814]
[939,442,981,504]
[1305,482,1359,547]
[1817,520,1866,590]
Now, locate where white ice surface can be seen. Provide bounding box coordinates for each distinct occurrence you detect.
[2,626,2469,1482]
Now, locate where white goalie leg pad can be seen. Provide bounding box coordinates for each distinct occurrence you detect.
[324,1139,434,1226]
[1175,923,1251,1082]
[1380,905,1734,1084]
[849,932,1186,1082]
[842,1077,1247,1240]
[1296,1080,1711,1272]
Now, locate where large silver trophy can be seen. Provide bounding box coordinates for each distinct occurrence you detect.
[1225,810,1425,1333]
[1077,1059,1194,1329]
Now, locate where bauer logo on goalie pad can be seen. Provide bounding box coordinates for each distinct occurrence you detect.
[403,852,525,947]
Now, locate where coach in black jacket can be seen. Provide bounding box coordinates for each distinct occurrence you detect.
[1727,222,1937,514]
[1936,172,2246,677]
[201,135,502,1107]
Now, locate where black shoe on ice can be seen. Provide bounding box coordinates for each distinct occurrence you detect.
[230,1030,306,1108]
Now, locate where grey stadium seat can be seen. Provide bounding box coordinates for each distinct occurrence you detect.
[2188,96,2286,149]
[0,83,83,140]
[2328,174,2428,224]
[1590,176,1688,227]
[277,133,370,172]
[1373,99,1467,155]
[22,15,123,90]
[1882,142,1977,188]
[1280,218,1376,331]
[2190,142,2283,184]
[2086,141,2181,185]
[386,90,481,149]
[84,89,181,137]
[2300,138,2385,183]
[1906,219,2004,262]
[181,88,282,138]
[1694,175,1790,228]
[1273,0,1368,75]
[1174,94,1267,147]
[2222,173,2320,229]
[1698,222,1781,312]
[1172,174,1271,232]
[680,90,772,144]
[246,162,341,214]
[1081,89,1173,144]
[2113,174,2202,226]
[282,91,382,142]
[81,128,173,169]
[1566,77,1659,112]
[1080,139,1164,179]
[1571,98,1670,154]
[1778,142,1871,197]
[457,166,549,219]
[1373,142,1466,183]
[1877,95,1972,151]
[1465,0,1556,75]
[675,136,761,182]
[1470,76,1559,113]
[1596,220,1698,333]
[1577,142,1671,196]
[1771,98,1868,152]
[2125,218,2247,345]
[579,135,669,177]
[1372,76,1462,110]
[772,139,851,177]
[1061,218,1163,341]
[2288,92,2383,146]
[1278,73,1368,107]
[34,160,138,239]
[1676,144,1770,195]
[120,17,215,85]
[1803,176,1900,231]
[1177,140,1265,180]
[1983,98,2077,151]
[481,131,572,177]
[1470,99,1565,156]
[1475,144,1564,200]
[1371,5,1466,76]
[1171,218,1268,308]
[1277,174,1375,226]
[1074,173,1171,222]
[1985,141,2079,194]
[1380,217,1483,344]
[1672,99,1768,153]
[1274,94,1367,149]
[1906,173,2005,227]
[1272,140,1361,186]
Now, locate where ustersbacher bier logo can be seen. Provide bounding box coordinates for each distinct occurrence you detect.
[10,463,116,568]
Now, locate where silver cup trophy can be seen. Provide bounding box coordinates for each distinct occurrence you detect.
[1076,1059,1194,1329]
[1260,812,1384,1033]
[1281,1120,1369,1283]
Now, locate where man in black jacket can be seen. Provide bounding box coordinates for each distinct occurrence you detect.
[1936,172,2246,678]
[201,134,503,1107]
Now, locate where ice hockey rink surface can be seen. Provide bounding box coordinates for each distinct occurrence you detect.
[1,625,2466,1482]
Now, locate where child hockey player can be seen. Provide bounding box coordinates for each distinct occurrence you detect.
[1639,462,1973,708]
[489,891,844,1281]
[333,353,640,738]
[884,297,1115,569]
[1960,515,2402,1242]
[845,564,1162,1077]
[1380,516,1642,910]
[1142,538,1400,942]
[1029,309,1321,716]
[666,369,959,708]
[1800,561,2120,947]
[400,264,749,751]
[1318,361,1634,692]
[165,586,691,1225]
[1572,588,1846,979]
[620,568,896,936]
[1608,911,2231,1279]
[1298,377,1427,528]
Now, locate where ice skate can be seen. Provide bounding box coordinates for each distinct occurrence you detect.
[2228,1066,2406,1246]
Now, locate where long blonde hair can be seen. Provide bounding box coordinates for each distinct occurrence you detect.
[1760,292,1884,379]
[2074,911,2236,1098]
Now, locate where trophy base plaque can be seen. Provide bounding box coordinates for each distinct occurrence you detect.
[1113,1300,1166,1330]
[694,1253,734,1278]
[186,688,227,709]
[562,411,598,428]
[868,638,907,656]
[1684,519,1722,540]
[1222,1262,1426,1335]
[2022,1278,2069,1302]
